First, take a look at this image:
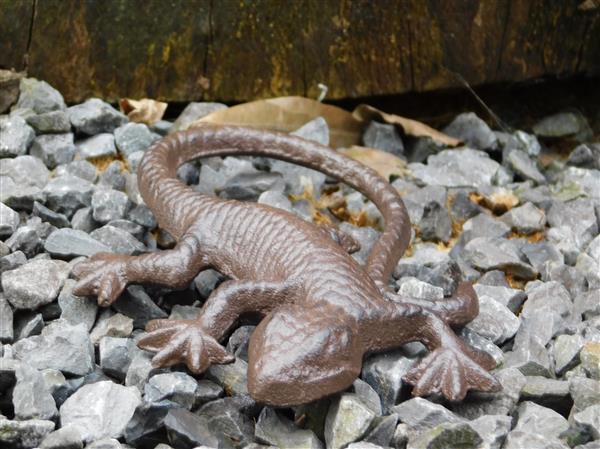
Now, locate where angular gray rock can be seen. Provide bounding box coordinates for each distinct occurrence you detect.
[33,201,71,228]
[26,110,71,134]
[452,368,526,419]
[255,407,323,449]
[363,121,404,155]
[513,401,569,440]
[500,202,546,234]
[521,241,564,273]
[0,154,49,188]
[502,431,569,449]
[99,336,132,381]
[43,174,95,218]
[44,228,110,258]
[30,133,76,169]
[419,201,452,243]
[76,133,117,159]
[0,294,14,343]
[0,202,20,238]
[0,115,35,157]
[58,279,98,331]
[408,422,483,449]
[16,78,66,113]
[463,237,537,279]
[144,372,198,410]
[206,357,249,397]
[85,439,123,449]
[353,378,383,416]
[0,250,27,275]
[40,425,83,449]
[55,159,98,183]
[468,415,511,449]
[473,284,526,314]
[506,150,546,184]
[397,277,444,300]
[465,295,520,344]
[533,111,592,139]
[90,310,134,344]
[1,259,70,310]
[409,148,501,188]
[580,342,600,380]
[90,225,144,255]
[0,417,55,449]
[60,381,141,443]
[553,334,584,375]
[361,348,419,414]
[163,408,221,448]
[574,404,600,440]
[112,285,167,329]
[67,98,127,135]
[218,171,285,201]
[98,161,126,190]
[548,199,598,250]
[196,397,255,446]
[171,102,227,132]
[392,398,464,434]
[114,122,158,157]
[520,377,571,412]
[325,394,376,449]
[91,188,131,224]
[443,112,497,151]
[13,362,58,420]
[13,320,94,376]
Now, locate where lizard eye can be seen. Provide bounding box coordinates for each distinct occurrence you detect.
[247,304,362,406]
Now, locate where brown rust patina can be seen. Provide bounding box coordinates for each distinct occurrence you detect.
[73,125,501,406]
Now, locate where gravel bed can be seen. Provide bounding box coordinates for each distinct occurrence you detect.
[0,77,599,449]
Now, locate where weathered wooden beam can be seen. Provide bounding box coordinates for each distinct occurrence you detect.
[0,0,33,72]
[0,0,597,103]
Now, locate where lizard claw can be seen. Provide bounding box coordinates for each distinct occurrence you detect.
[403,345,501,402]
[138,319,234,374]
[72,253,130,307]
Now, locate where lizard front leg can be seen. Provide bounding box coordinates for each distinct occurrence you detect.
[137,280,299,373]
[72,233,206,306]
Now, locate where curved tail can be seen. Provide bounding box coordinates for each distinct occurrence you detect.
[138,124,411,285]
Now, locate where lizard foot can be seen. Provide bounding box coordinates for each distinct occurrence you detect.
[72,253,131,307]
[403,345,501,401]
[137,319,234,374]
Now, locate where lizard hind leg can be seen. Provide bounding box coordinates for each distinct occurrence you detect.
[401,310,501,401]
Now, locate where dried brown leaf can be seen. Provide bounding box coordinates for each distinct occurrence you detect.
[337,145,409,181]
[193,96,363,148]
[119,98,167,124]
[353,104,461,147]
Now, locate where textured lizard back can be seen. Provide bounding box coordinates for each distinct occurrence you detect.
[137,125,412,286]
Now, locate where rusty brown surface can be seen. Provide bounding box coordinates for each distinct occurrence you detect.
[72,125,500,405]
[0,0,598,102]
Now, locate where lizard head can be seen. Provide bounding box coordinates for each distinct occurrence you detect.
[247,303,362,406]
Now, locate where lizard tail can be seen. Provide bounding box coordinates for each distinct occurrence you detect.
[138,124,411,285]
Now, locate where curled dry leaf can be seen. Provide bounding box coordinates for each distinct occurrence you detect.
[119,98,168,124]
[353,104,461,147]
[192,96,363,149]
[338,146,409,181]
[191,95,456,150]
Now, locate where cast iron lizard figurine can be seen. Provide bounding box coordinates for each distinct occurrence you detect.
[73,125,501,406]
